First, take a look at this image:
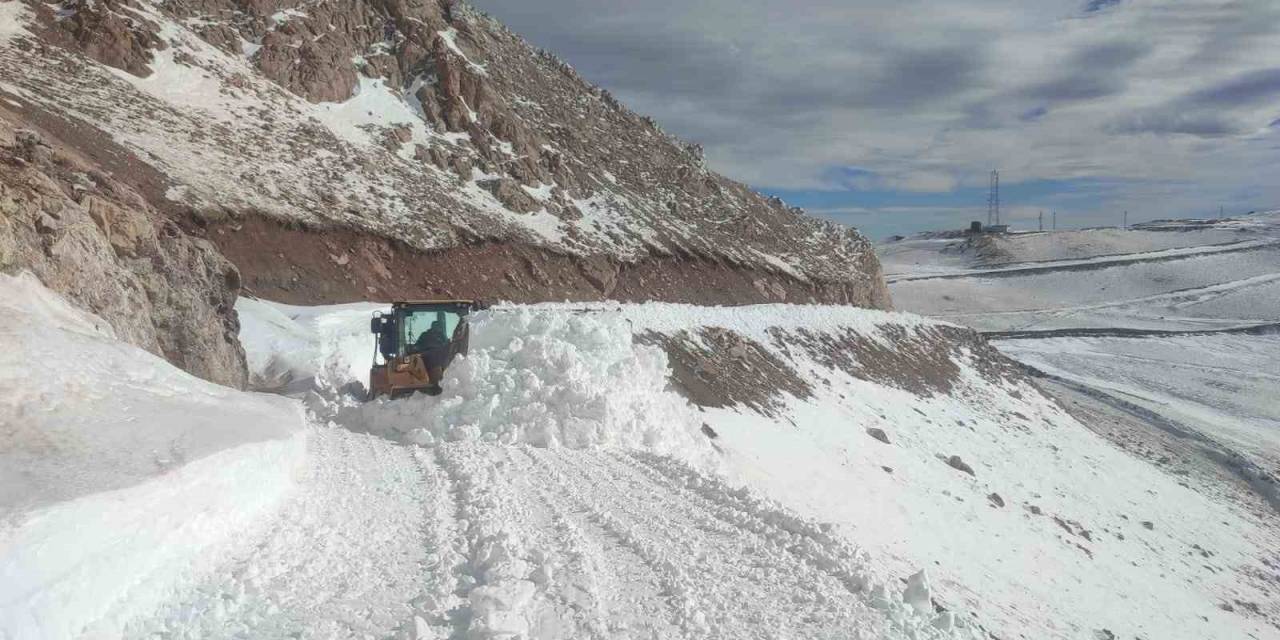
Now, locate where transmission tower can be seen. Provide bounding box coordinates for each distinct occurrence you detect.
[987,170,1000,226]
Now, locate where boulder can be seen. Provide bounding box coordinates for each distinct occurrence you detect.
[477,178,541,214]
[946,455,975,476]
[866,427,891,444]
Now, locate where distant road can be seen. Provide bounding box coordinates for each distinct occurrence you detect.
[885,239,1280,283]
[984,322,1280,341]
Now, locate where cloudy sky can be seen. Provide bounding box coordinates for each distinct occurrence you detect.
[471,0,1280,239]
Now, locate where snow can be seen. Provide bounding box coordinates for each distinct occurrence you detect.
[9,271,1279,638]
[0,273,307,639]
[330,307,714,462]
[236,297,383,393]
[239,37,261,58]
[878,227,1254,277]
[882,217,1280,331]
[682,324,1278,640]
[240,300,714,461]
[891,242,1280,332]
[437,27,487,75]
[887,238,1278,283]
[5,284,973,638]
[0,0,32,44]
[878,219,1280,636]
[0,0,877,278]
[268,8,307,26]
[233,296,1280,639]
[997,334,1280,465]
[126,431,959,639]
[312,75,433,147]
[568,190,655,249]
[0,273,306,513]
[520,181,555,202]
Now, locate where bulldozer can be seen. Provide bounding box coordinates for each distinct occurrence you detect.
[367,300,482,400]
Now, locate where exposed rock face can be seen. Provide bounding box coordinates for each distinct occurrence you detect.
[31,0,164,77]
[0,0,891,308]
[0,108,247,387]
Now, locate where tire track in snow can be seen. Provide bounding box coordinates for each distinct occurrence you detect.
[526,447,714,637]
[516,446,690,639]
[124,427,431,639]
[503,448,617,639]
[526,447,933,639]
[401,446,469,638]
[618,451,882,598]
[122,434,963,639]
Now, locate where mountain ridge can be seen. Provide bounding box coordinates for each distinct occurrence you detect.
[0,0,890,309]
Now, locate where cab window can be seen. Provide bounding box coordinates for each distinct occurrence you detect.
[401,309,462,352]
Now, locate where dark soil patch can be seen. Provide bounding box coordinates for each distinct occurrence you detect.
[770,324,1024,397]
[638,328,812,417]
[197,213,886,307]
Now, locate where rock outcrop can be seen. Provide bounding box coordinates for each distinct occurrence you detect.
[0,108,247,387]
[0,0,891,308]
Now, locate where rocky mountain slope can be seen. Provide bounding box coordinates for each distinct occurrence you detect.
[0,107,246,386]
[0,0,889,310]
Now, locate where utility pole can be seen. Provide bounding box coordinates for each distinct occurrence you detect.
[1052,210,1056,230]
[1123,210,1128,229]
[987,170,1000,226]
[1039,211,1043,232]
[1219,205,1224,220]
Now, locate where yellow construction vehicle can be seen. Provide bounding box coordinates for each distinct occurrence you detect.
[367,300,482,399]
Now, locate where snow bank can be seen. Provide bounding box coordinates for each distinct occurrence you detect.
[237,296,383,393]
[0,272,307,639]
[240,299,711,462]
[329,308,711,462]
[0,273,305,512]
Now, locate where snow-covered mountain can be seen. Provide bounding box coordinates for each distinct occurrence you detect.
[4,0,1277,636]
[0,0,888,307]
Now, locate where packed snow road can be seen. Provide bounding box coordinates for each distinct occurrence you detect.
[128,426,932,639]
[10,272,1280,640]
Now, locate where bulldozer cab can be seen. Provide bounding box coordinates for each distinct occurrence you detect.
[368,300,479,400]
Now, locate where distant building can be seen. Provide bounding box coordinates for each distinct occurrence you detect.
[968,221,1010,234]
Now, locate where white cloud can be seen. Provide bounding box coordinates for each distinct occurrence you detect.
[471,0,1280,222]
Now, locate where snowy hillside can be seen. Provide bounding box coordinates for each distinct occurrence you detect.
[879,213,1280,638]
[0,0,887,306]
[4,270,1279,637]
[882,212,1280,332]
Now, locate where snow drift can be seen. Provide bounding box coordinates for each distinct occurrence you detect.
[0,272,307,639]
[239,300,714,462]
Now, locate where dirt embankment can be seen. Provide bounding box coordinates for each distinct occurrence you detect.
[642,322,1027,417]
[195,214,890,307]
